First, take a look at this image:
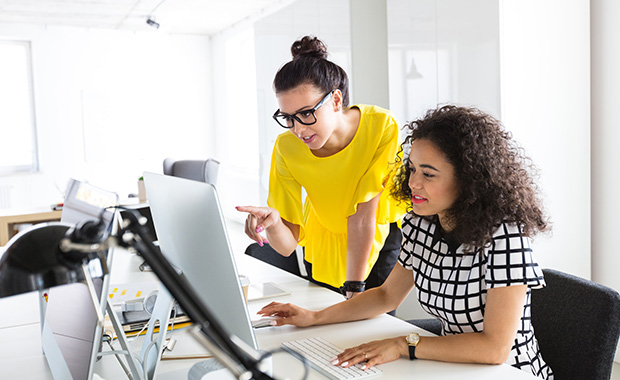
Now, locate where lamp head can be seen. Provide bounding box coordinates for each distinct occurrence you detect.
[0,222,105,298]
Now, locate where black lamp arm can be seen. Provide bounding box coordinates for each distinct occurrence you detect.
[116,209,275,380]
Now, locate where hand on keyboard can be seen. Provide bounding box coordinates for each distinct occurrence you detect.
[333,336,407,370]
[281,337,382,380]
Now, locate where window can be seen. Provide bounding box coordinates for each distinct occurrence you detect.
[0,41,38,174]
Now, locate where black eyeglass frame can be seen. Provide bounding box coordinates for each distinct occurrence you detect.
[272,89,336,129]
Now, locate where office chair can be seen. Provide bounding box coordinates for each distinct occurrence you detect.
[531,268,620,380]
[136,158,220,273]
[406,318,442,336]
[163,158,220,186]
[244,243,303,277]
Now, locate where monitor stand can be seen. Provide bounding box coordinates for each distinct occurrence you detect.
[140,286,175,380]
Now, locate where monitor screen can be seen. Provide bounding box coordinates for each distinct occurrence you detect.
[143,172,258,350]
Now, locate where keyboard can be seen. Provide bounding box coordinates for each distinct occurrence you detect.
[281,337,382,380]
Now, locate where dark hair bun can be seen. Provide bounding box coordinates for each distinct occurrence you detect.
[291,36,328,60]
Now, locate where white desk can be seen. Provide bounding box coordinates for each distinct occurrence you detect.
[0,248,538,380]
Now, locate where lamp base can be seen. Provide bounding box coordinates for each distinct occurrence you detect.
[188,355,273,380]
[188,359,235,380]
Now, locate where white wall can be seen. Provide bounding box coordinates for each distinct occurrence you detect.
[591,0,620,361]
[0,23,213,208]
[210,27,262,223]
[350,0,390,108]
[387,0,500,126]
[253,0,352,205]
[499,0,591,278]
[591,0,620,289]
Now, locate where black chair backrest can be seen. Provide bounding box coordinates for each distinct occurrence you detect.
[531,268,620,380]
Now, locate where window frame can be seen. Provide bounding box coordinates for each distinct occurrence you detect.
[0,40,39,175]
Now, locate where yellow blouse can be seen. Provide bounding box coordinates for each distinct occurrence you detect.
[267,104,407,287]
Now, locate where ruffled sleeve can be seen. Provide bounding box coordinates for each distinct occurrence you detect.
[347,110,403,224]
[484,222,545,290]
[267,136,306,242]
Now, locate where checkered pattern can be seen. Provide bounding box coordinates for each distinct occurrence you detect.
[399,215,554,379]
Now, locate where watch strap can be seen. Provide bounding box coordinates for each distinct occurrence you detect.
[339,281,366,299]
[408,344,417,360]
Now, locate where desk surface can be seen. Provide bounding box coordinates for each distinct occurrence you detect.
[0,247,538,380]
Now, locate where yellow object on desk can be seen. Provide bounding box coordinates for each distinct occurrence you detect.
[0,208,63,246]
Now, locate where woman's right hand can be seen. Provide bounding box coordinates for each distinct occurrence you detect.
[257,301,317,327]
[235,205,281,246]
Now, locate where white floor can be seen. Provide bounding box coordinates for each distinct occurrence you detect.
[613,362,620,379]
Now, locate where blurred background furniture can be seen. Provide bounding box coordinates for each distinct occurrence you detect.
[163,158,220,186]
[531,268,620,380]
[0,208,62,246]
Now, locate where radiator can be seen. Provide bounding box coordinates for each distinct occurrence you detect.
[0,185,12,209]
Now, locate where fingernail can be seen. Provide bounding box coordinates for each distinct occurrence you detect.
[256,226,264,233]
[235,206,240,210]
[258,241,263,247]
[269,320,277,326]
[340,362,348,367]
[361,365,367,370]
[263,239,270,244]
[331,359,339,365]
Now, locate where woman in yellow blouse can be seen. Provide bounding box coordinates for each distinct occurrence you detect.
[237,36,407,298]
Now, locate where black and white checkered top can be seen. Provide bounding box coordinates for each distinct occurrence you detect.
[398,215,554,379]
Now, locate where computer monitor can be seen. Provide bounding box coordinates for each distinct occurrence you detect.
[42,179,118,380]
[143,172,258,350]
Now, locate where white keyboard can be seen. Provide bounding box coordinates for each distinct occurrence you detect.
[281,337,382,380]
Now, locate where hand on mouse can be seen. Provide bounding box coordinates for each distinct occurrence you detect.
[257,301,318,327]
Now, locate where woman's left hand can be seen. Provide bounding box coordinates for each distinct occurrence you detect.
[333,336,407,369]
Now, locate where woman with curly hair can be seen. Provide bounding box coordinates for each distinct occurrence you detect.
[256,105,554,379]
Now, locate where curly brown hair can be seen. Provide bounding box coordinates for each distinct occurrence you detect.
[390,105,549,251]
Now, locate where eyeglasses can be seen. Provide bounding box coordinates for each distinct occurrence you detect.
[272,89,335,129]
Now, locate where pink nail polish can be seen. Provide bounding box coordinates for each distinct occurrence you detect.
[263,239,270,244]
[256,226,263,233]
[258,241,263,247]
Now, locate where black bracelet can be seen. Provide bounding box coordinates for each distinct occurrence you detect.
[339,280,366,297]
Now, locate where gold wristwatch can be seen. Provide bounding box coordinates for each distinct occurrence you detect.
[406,332,420,360]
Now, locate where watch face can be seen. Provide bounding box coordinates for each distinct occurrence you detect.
[407,333,420,346]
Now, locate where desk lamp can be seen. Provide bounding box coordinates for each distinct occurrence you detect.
[0,221,108,323]
[0,215,118,379]
[0,209,279,380]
